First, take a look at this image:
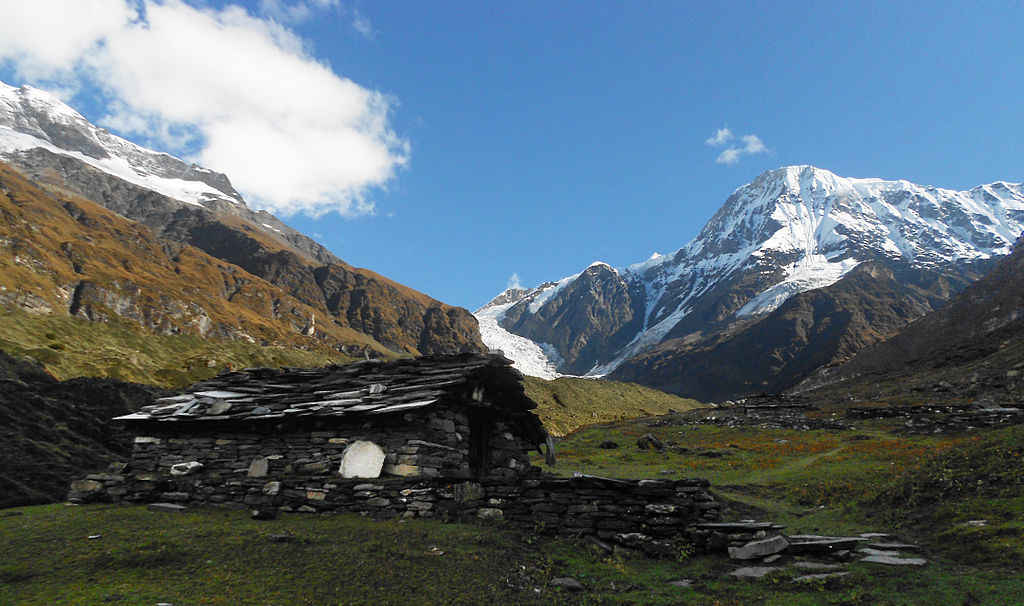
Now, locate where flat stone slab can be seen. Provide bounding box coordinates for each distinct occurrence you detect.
[858,547,902,557]
[728,566,780,579]
[696,522,780,531]
[793,572,850,582]
[861,555,927,566]
[147,503,187,513]
[869,542,921,551]
[793,561,845,571]
[787,537,866,554]
[729,535,789,560]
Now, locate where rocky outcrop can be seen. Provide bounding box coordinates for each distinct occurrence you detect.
[499,264,646,374]
[611,260,990,401]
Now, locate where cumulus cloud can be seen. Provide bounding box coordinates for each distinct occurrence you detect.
[706,127,769,165]
[704,127,733,147]
[507,273,523,291]
[0,0,407,217]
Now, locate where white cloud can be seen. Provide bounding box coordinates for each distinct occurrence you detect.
[0,0,407,217]
[740,134,766,154]
[258,0,338,25]
[704,127,733,146]
[351,8,374,39]
[713,131,769,165]
[507,273,523,291]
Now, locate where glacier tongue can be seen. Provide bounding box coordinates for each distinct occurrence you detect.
[475,297,564,380]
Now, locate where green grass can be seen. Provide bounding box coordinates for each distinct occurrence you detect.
[0,308,353,388]
[523,376,704,436]
[3,502,1023,605]
[539,417,1024,568]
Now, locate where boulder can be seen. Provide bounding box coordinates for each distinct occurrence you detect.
[551,577,584,591]
[636,434,664,451]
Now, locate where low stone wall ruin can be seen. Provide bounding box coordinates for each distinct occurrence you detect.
[71,470,721,556]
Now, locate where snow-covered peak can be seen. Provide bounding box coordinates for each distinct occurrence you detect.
[0,79,245,208]
[477,165,1024,378]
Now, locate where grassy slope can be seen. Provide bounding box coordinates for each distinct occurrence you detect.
[523,376,704,436]
[542,416,1024,568]
[0,308,353,388]
[0,162,390,355]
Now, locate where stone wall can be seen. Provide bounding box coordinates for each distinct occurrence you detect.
[119,405,535,483]
[71,471,721,557]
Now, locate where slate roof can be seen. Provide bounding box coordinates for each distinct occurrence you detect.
[113,353,540,430]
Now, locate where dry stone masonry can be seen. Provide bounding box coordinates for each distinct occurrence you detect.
[69,353,722,555]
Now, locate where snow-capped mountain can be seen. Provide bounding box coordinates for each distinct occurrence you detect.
[0,81,242,208]
[0,80,486,356]
[477,165,1024,385]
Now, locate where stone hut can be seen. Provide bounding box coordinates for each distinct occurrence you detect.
[72,352,722,554]
[112,353,553,488]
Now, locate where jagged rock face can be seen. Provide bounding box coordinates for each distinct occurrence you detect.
[610,260,991,401]
[0,82,484,355]
[499,264,645,374]
[478,166,1024,394]
[798,236,1024,404]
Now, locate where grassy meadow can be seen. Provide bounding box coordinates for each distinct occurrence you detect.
[3,420,1022,605]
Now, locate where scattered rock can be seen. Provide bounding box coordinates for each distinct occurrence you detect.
[147,503,187,513]
[551,577,585,591]
[964,520,988,527]
[251,506,278,520]
[268,533,295,543]
[727,566,780,579]
[762,554,782,564]
[636,433,664,451]
[427,547,445,556]
[668,579,693,588]
[88,534,102,540]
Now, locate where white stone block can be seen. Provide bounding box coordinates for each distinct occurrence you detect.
[339,440,386,478]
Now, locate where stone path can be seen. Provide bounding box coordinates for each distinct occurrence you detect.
[721,524,930,582]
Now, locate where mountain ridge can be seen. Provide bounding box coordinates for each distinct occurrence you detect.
[0,80,484,356]
[478,166,1024,397]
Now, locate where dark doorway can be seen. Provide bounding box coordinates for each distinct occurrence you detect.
[468,409,492,478]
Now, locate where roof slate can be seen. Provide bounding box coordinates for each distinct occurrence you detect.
[113,353,535,425]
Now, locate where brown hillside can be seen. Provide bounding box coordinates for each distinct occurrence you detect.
[0,161,387,354]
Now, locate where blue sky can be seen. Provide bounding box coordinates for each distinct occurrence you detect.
[1,1,1022,310]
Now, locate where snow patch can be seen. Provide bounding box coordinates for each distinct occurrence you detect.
[736,256,861,316]
[474,300,564,379]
